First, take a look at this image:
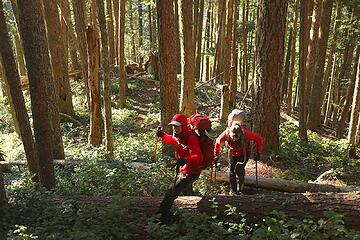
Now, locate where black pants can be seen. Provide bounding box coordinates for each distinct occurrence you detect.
[158,172,199,218]
[229,154,249,193]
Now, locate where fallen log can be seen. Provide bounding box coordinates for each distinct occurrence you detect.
[52,193,360,230]
[203,170,360,193]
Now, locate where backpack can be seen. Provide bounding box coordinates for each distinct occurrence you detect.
[188,113,217,168]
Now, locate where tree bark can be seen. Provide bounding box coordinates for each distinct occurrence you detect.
[43,0,75,118]
[96,0,114,154]
[337,45,360,138]
[348,53,360,146]
[307,0,333,130]
[219,0,233,123]
[324,54,337,126]
[286,0,299,115]
[73,0,90,108]
[86,26,102,146]
[229,0,239,109]
[137,0,143,62]
[17,0,56,189]
[254,0,287,153]
[114,0,119,65]
[106,0,115,65]
[0,4,39,177]
[195,0,204,82]
[305,0,322,129]
[156,0,178,153]
[298,0,313,142]
[179,0,196,116]
[118,0,126,108]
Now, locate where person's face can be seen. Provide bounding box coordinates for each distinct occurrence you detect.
[172,125,182,134]
[230,132,240,141]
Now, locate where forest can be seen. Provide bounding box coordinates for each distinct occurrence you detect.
[0,0,359,239]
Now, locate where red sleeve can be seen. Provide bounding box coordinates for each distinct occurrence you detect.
[185,135,203,166]
[214,130,228,156]
[243,129,264,153]
[161,132,178,145]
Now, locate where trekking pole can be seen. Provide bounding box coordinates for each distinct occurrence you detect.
[255,155,258,189]
[153,136,159,161]
[171,161,180,194]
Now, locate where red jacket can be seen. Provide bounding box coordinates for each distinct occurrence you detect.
[214,128,264,157]
[161,114,204,175]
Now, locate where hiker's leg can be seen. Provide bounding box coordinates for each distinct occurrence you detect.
[229,154,238,193]
[181,173,199,195]
[158,173,199,217]
[235,155,249,192]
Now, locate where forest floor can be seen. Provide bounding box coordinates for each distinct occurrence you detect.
[124,75,359,189]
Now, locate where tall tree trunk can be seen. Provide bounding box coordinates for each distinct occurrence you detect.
[286,0,299,115]
[254,0,287,153]
[348,53,360,146]
[241,0,249,93]
[9,0,26,76]
[17,0,56,189]
[114,0,119,65]
[148,4,154,51]
[307,0,334,130]
[173,0,181,74]
[220,0,234,123]
[337,45,360,137]
[0,9,39,177]
[203,2,212,83]
[156,0,178,143]
[305,0,322,126]
[321,2,341,112]
[129,1,135,61]
[213,0,226,83]
[324,54,337,126]
[298,0,313,142]
[282,27,292,102]
[179,0,196,116]
[0,56,20,135]
[106,0,115,66]
[43,0,75,118]
[60,0,81,71]
[195,0,204,82]
[138,0,143,62]
[86,26,102,146]
[96,0,113,154]
[229,0,239,109]
[73,0,90,108]
[118,0,126,108]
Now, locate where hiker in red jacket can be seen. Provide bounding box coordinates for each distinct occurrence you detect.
[156,113,204,223]
[214,123,263,195]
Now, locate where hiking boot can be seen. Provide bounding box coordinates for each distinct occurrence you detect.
[229,190,240,196]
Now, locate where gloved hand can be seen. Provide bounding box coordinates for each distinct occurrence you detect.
[213,156,219,166]
[254,152,261,161]
[156,126,164,138]
[177,158,187,166]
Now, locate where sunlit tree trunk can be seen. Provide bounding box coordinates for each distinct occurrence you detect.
[307,0,333,130]
[324,54,337,126]
[0,57,20,135]
[321,2,341,115]
[220,0,233,123]
[96,0,113,154]
[86,26,102,146]
[285,0,299,115]
[337,45,360,137]
[348,54,360,145]
[17,0,56,189]
[129,1,135,61]
[298,0,313,142]
[114,0,119,65]
[0,3,38,178]
[174,1,181,73]
[138,0,143,63]
[213,0,226,83]
[254,0,287,152]
[60,0,81,71]
[9,0,26,76]
[73,0,90,108]
[241,0,249,93]
[229,0,239,109]
[195,0,204,82]
[118,0,126,108]
[43,0,75,118]
[106,0,115,66]
[156,0,178,138]
[179,0,196,116]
